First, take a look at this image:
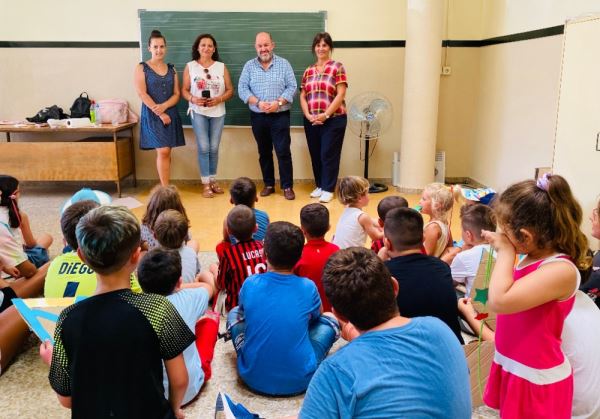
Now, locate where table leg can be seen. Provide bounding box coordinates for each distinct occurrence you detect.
[114,132,122,197]
[6,132,11,142]
[129,127,137,187]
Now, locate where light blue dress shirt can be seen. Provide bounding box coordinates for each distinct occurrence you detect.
[238,54,297,113]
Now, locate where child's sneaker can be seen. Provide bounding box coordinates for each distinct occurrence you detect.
[319,191,334,203]
[310,187,322,198]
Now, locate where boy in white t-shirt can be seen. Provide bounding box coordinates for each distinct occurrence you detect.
[450,204,496,296]
[138,248,218,407]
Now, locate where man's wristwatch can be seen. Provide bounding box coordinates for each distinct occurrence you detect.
[325,113,330,119]
[278,99,284,107]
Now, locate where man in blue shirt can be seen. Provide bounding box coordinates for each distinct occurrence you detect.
[238,32,298,200]
[297,247,472,419]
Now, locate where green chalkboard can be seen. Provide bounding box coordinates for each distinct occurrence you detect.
[139,11,326,126]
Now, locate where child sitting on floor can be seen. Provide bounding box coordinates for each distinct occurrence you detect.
[419,182,454,259]
[371,195,408,253]
[296,247,471,418]
[153,209,205,284]
[332,176,382,249]
[450,204,496,296]
[216,177,270,260]
[216,205,266,314]
[45,200,142,297]
[227,221,340,396]
[40,206,194,419]
[294,203,339,312]
[138,248,218,406]
[0,175,53,278]
[140,184,198,252]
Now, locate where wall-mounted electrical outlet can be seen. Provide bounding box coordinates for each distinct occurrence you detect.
[441,66,452,75]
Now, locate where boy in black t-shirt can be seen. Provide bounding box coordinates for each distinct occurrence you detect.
[39,206,194,419]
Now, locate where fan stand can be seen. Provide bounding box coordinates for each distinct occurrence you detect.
[362,136,388,193]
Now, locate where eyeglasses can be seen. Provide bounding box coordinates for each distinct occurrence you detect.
[204,68,211,80]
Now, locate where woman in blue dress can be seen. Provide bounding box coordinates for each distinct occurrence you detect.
[134,30,185,186]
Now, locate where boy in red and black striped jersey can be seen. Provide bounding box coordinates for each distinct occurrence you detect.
[216,205,266,312]
[371,195,409,253]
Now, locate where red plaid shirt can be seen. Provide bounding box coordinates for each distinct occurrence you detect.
[301,60,348,117]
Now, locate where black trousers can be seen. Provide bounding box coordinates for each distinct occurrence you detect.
[250,111,293,189]
[303,115,347,192]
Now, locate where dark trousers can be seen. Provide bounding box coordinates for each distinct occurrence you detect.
[250,111,293,189]
[303,115,347,192]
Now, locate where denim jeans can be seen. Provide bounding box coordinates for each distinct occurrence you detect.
[226,306,340,364]
[191,112,225,180]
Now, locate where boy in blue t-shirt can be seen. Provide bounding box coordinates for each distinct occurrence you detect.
[226,221,339,396]
[297,248,472,419]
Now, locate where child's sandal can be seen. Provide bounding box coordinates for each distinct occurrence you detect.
[202,184,214,198]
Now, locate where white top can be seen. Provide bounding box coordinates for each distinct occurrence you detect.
[424,220,450,258]
[333,207,367,249]
[187,60,226,117]
[0,207,26,269]
[450,244,495,295]
[562,291,600,419]
[179,245,200,283]
[163,287,209,405]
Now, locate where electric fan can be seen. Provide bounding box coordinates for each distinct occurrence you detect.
[347,92,393,193]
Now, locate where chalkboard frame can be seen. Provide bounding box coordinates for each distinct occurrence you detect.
[139,10,326,126]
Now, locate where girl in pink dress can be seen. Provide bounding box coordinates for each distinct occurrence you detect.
[481,173,590,418]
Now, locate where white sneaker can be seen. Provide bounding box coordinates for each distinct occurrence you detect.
[310,187,323,198]
[319,191,334,203]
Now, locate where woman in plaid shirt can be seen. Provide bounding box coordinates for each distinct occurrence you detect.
[300,32,348,204]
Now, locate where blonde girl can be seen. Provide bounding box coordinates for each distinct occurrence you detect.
[482,174,590,418]
[332,176,382,249]
[419,183,453,258]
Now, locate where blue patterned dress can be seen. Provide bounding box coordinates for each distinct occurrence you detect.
[139,62,185,150]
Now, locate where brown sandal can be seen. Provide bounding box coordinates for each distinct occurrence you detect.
[202,184,214,198]
[210,181,224,194]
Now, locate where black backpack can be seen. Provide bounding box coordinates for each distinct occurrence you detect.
[69,92,92,118]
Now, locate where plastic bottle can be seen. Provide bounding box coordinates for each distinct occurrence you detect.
[90,100,96,124]
[94,102,101,126]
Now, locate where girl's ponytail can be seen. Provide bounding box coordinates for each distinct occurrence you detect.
[544,174,591,270]
[0,175,21,228]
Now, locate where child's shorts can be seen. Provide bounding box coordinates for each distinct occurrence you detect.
[0,286,17,313]
[24,245,49,268]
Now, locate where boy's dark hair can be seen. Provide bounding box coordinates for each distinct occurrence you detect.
[138,249,182,296]
[264,221,304,270]
[61,200,100,250]
[230,177,257,208]
[300,203,329,238]
[323,247,398,330]
[227,205,256,241]
[76,206,140,275]
[460,204,496,241]
[153,210,188,249]
[384,208,424,251]
[377,195,409,220]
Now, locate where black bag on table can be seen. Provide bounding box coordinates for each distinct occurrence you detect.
[26,105,69,123]
[69,92,92,118]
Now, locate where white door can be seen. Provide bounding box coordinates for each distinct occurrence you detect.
[553,15,600,250]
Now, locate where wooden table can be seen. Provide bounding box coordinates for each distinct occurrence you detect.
[0,122,137,197]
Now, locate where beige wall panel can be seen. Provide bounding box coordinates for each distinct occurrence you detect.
[437,47,480,178]
[470,36,562,190]
[482,0,600,38]
[1,0,406,41]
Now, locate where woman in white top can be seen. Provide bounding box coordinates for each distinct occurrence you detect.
[182,34,234,198]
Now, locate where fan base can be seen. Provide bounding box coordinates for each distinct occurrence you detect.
[368,182,389,194]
